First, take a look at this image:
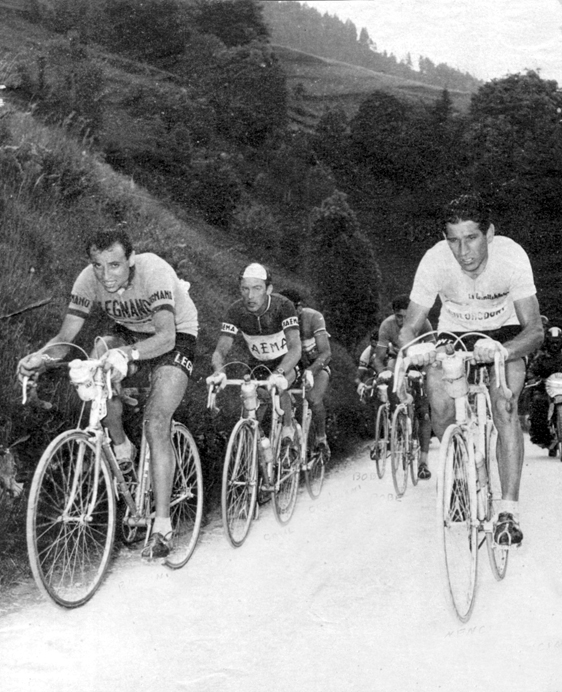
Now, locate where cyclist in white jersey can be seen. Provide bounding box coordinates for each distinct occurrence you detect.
[18,229,198,560]
[400,195,543,546]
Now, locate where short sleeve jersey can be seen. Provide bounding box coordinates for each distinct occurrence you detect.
[377,315,433,356]
[221,293,299,362]
[410,236,536,332]
[358,345,376,371]
[299,307,330,366]
[67,253,198,336]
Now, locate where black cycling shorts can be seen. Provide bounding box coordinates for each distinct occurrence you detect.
[110,325,196,378]
[436,325,522,352]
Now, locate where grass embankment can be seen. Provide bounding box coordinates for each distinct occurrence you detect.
[0,104,367,589]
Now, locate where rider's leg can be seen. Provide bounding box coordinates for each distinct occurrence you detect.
[490,358,526,502]
[144,365,188,532]
[93,335,129,448]
[425,364,456,440]
[306,369,329,440]
[279,369,296,440]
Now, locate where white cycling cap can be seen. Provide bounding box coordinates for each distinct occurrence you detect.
[241,263,268,281]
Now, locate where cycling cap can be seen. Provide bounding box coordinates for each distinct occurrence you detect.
[547,326,562,339]
[241,263,268,281]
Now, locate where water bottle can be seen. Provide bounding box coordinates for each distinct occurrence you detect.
[241,380,257,411]
[378,383,388,403]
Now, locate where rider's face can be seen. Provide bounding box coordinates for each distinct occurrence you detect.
[444,220,494,278]
[240,277,272,313]
[394,309,407,329]
[90,243,134,293]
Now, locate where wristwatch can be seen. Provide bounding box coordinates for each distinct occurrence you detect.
[130,348,140,361]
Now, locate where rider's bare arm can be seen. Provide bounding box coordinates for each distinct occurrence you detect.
[119,309,177,361]
[276,328,302,374]
[211,333,234,373]
[307,330,331,376]
[398,300,431,350]
[373,344,388,374]
[502,295,543,361]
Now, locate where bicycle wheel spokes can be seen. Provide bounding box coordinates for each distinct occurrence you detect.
[439,426,478,622]
[371,405,389,478]
[221,420,258,547]
[27,431,115,608]
[304,416,325,499]
[272,432,300,525]
[165,423,203,569]
[391,408,408,497]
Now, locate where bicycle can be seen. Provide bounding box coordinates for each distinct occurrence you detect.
[23,346,203,608]
[399,336,510,622]
[368,377,391,479]
[389,369,423,497]
[292,380,326,500]
[207,370,302,547]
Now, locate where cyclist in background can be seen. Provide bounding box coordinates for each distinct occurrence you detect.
[355,330,379,397]
[400,194,543,546]
[279,288,332,460]
[528,326,562,452]
[207,263,301,449]
[375,294,435,479]
[17,229,198,560]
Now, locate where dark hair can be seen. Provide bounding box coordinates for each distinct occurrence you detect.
[443,194,492,232]
[279,288,302,306]
[370,330,378,342]
[392,294,410,312]
[86,229,134,259]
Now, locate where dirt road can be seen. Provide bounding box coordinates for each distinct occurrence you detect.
[1,436,562,692]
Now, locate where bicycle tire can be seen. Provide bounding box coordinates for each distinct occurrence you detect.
[272,422,301,525]
[391,407,409,497]
[371,404,389,479]
[164,422,204,569]
[303,414,324,499]
[557,404,562,460]
[484,422,509,580]
[438,424,478,622]
[26,430,116,608]
[410,413,420,486]
[221,419,258,548]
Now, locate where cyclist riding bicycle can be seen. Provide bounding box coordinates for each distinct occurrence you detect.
[527,326,562,451]
[17,228,198,560]
[279,288,332,460]
[355,330,379,396]
[373,294,435,480]
[207,263,301,449]
[400,194,543,546]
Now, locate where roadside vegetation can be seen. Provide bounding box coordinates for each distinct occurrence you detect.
[1,0,561,587]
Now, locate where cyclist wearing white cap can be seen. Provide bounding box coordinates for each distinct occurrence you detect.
[208,263,302,447]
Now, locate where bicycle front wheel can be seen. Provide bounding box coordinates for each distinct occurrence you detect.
[304,414,325,499]
[484,422,509,580]
[371,404,389,479]
[438,425,478,622]
[165,422,204,569]
[221,419,258,547]
[26,430,116,608]
[391,407,409,498]
[272,424,300,525]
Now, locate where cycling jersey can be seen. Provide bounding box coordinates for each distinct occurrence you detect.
[221,293,299,362]
[67,253,198,336]
[358,345,377,372]
[410,236,536,332]
[299,307,330,368]
[377,315,433,355]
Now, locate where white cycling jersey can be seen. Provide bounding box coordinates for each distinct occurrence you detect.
[410,236,536,332]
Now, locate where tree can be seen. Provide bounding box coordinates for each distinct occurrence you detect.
[190,0,270,47]
[307,191,381,349]
[312,106,351,185]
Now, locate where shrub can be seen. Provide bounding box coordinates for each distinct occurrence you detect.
[231,201,281,260]
[188,158,243,228]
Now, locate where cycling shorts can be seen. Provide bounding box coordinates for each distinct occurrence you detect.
[436,325,522,352]
[110,325,196,378]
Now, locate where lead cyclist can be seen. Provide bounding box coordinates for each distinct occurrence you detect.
[399,195,543,547]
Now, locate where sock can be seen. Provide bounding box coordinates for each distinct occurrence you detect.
[114,437,132,460]
[498,500,519,520]
[152,517,172,537]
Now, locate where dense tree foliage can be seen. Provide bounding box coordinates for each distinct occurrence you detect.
[190,0,270,47]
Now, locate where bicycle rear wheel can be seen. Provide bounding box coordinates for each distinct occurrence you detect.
[391,407,409,497]
[438,425,478,622]
[272,422,300,524]
[304,415,325,499]
[27,430,116,608]
[484,422,509,580]
[221,419,258,547]
[410,414,420,486]
[371,404,389,479]
[165,422,204,569]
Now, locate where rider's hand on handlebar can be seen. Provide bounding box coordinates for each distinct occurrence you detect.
[17,352,46,384]
[206,372,227,390]
[356,381,367,397]
[405,342,436,367]
[267,372,288,392]
[303,369,314,391]
[101,348,129,383]
[473,339,509,364]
